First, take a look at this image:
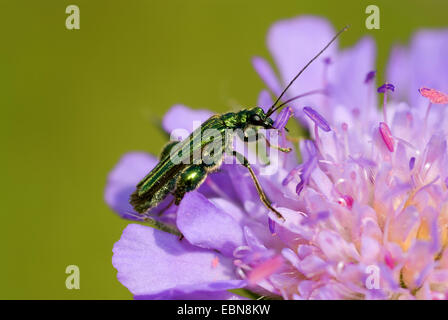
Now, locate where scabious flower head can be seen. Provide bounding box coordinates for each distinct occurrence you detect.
[106,16,448,299]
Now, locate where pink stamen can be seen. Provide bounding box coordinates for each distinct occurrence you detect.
[385,252,395,269]
[379,122,394,152]
[338,195,354,209]
[211,256,219,268]
[419,87,448,104]
[419,87,448,129]
[247,255,284,286]
[233,259,243,267]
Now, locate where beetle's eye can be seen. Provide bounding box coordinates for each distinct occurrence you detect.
[252,114,261,123]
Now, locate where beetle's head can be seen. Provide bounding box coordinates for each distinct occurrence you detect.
[246,107,274,129]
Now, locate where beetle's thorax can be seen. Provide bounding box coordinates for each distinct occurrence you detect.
[221,107,273,130]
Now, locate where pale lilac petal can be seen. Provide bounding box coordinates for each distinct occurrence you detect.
[252,57,282,97]
[176,192,245,256]
[388,30,448,107]
[197,164,240,204]
[330,37,377,113]
[386,45,410,102]
[112,224,245,298]
[257,90,274,112]
[409,30,448,107]
[247,255,284,285]
[135,290,247,300]
[268,16,337,105]
[105,152,158,219]
[162,104,213,135]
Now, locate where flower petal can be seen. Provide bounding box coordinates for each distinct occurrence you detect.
[162,104,213,135]
[135,290,247,300]
[104,152,158,219]
[257,90,274,113]
[330,37,377,115]
[176,192,245,256]
[267,16,337,105]
[388,30,448,107]
[112,224,245,298]
[252,57,282,97]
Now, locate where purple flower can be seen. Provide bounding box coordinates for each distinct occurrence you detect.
[107,16,448,300]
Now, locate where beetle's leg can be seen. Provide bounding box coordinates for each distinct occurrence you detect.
[237,128,258,143]
[258,131,292,153]
[237,129,291,153]
[229,149,285,221]
[156,197,175,216]
[140,215,183,238]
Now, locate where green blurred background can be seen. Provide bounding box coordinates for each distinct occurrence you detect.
[0,0,446,299]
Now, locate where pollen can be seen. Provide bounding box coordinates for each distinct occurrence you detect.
[419,87,448,104]
[379,122,394,152]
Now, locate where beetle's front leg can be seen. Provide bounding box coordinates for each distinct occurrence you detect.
[226,148,285,221]
[237,129,291,153]
[258,131,292,153]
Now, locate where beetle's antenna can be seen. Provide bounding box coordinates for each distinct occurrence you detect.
[274,88,326,111]
[266,25,349,117]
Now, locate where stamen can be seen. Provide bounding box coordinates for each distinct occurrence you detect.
[296,180,305,196]
[338,195,354,209]
[384,252,395,269]
[419,87,448,128]
[377,83,395,93]
[282,166,300,186]
[273,106,293,130]
[364,70,376,84]
[268,218,276,235]
[303,107,331,132]
[377,83,395,124]
[233,246,252,259]
[419,87,448,104]
[409,157,416,170]
[303,106,330,157]
[379,122,394,152]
